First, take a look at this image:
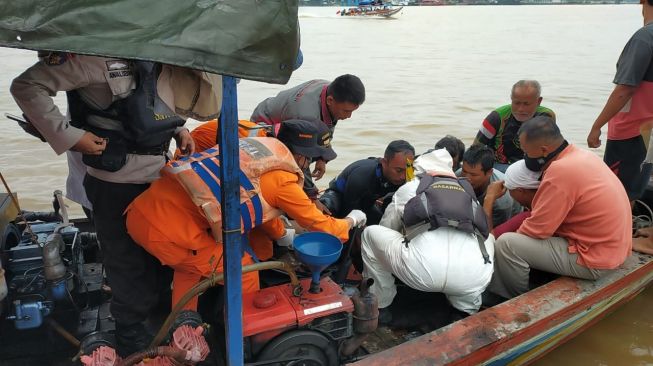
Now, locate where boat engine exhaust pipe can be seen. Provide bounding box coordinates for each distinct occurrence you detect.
[43,232,66,282]
[340,278,379,357]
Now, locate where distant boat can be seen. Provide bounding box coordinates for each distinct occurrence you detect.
[337,2,403,17]
[419,0,443,5]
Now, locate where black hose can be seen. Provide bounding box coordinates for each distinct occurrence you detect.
[332,226,362,285]
[150,261,301,348]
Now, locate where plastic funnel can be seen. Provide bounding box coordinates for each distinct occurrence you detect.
[293,232,343,287]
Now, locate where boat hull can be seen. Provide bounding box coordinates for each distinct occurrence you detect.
[351,252,653,365]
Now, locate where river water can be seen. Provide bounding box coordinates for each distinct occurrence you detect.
[0,4,651,364]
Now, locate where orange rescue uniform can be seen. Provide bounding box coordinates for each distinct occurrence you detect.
[174,119,268,158]
[126,170,350,310]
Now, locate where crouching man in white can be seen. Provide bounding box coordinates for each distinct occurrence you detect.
[361,149,495,315]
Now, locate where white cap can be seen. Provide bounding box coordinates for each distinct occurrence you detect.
[504,160,542,190]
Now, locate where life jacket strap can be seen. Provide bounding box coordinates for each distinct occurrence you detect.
[241,232,260,263]
[475,228,491,264]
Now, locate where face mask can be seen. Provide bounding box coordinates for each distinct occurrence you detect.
[524,140,569,172]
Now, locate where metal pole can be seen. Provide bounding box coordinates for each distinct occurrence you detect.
[217,76,243,366]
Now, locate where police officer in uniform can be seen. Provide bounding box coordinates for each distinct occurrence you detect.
[10,52,194,356]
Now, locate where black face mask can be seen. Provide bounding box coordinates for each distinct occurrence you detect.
[524,140,569,172]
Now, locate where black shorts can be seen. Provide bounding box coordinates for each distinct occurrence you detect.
[604,135,647,200]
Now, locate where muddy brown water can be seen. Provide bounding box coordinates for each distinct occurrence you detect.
[0,5,651,364]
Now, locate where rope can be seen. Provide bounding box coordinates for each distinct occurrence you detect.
[633,199,653,232]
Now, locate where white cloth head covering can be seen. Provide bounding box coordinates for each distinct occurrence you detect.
[504,159,542,190]
[414,148,454,176]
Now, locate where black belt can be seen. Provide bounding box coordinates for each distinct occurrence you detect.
[128,142,170,156]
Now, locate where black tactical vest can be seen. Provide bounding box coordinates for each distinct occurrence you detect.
[67,61,185,152]
[403,175,491,263]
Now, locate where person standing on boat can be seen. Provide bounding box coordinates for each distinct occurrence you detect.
[126,120,366,311]
[9,53,212,356]
[319,140,415,226]
[250,74,366,202]
[586,0,653,201]
[459,145,522,228]
[360,148,495,319]
[473,80,555,173]
[487,116,632,300]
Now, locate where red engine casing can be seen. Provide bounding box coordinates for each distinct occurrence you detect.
[243,277,354,354]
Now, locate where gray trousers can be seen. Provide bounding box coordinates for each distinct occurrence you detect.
[488,232,606,299]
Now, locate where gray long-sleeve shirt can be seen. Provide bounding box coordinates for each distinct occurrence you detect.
[250,79,335,134]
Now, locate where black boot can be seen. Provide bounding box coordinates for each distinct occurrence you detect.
[115,322,153,358]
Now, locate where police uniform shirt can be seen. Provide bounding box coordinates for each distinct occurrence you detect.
[11,53,179,184]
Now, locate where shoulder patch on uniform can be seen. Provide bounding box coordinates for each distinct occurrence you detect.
[105,60,132,79]
[105,60,130,71]
[43,52,69,66]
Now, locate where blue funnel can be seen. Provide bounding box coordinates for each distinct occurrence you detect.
[293,232,343,291]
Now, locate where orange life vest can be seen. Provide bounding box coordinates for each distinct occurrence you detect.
[163,137,303,243]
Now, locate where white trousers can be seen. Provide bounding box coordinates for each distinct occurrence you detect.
[361,225,494,314]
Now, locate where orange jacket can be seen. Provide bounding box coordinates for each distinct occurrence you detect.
[127,168,350,262]
[165,138,304,244]
[174,119,268,158]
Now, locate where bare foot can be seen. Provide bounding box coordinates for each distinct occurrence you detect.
[633,237,653,255]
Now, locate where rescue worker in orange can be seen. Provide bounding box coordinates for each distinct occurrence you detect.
[174,119,268,158]
[126,120,367,310]
[173,118,294,262]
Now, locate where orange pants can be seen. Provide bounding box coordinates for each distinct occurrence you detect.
[126,208,259,311]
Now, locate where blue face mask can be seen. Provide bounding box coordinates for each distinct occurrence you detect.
[524,140,568,172]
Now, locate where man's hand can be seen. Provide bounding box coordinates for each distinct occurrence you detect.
[312,159,327,180]
[314,199,332,215]
[72,132,106,155]
[587,127,601,148]
[175,128,195,156]
[486,181,507,202]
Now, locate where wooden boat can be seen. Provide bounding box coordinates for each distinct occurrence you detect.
[2,1,651,364]
[338,6,403,18]
[351,252,653,365]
